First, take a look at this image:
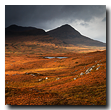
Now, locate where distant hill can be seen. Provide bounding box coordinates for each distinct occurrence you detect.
[5,25,67,46]
[5,24,106,47]
[47,24,106,47]
[5,24,47,36]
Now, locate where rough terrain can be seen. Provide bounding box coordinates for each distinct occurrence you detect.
[5,50,106,105]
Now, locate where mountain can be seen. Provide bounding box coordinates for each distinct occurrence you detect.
[5,25,67,46]
[47,24,106,47]
[5,24,47,36]
[5,24,106,47]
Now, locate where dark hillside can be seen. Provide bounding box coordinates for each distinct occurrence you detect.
[47,24,106,47]
[5,25,47,36]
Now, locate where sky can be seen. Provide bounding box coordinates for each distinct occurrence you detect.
[5,5,106,43]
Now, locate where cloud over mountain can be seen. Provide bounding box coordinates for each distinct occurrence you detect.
[5,5,106,43]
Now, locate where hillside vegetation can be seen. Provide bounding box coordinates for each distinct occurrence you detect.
[5,24,106,105]
[5,49,106,105]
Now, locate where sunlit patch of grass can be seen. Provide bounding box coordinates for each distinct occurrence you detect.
[5,47,106,105]
[19,67,68,72]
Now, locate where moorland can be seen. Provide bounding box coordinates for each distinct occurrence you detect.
[5,24,106,105]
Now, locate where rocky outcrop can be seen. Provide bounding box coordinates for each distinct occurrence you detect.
[73,64,101,81]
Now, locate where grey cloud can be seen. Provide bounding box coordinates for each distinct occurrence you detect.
[5,5,106,43]
[60,5,106,21]
[5,5,64,28]
[80,22,89,27]
[102,17,106,22]
[5,5,106,29]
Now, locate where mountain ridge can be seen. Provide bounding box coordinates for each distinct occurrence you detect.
[47,24,106,47]
[5,24,47,36]
[5,24,106,47]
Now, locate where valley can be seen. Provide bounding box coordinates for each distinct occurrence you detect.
[5,24,106,105]
[5,46,106,105]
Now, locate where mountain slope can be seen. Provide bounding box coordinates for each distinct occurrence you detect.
[5,24,47,36]
[47,24,106,47]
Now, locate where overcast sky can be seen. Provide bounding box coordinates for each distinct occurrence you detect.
[5,5,106,43]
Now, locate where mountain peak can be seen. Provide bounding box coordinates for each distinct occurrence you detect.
[59,24,75,30]
[47,24,81,38]
[61,24,71,27]
[8,24,18,27]
[6,24,37,31]
[6,24,21,30]
[47,24,106,47]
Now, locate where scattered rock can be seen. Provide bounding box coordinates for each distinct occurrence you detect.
[6,74,9,76]
[31,88,40,92]
[37,73,40,75]
[25,72,42,76]
[56,77,60,80]
[96,68,98,70]
[85,71,89,74]
[30,74,35,76]
[85,69,89,74]
[96,66,100,70]
[76,75,79,78]
[38,79,42,82]
[45,77,48,79]
[98,66,100,69]
[92,65,95,68]
[85,65,95,74]
[80,72,84,76]
[72,63,103,82]
[74,78,76,80]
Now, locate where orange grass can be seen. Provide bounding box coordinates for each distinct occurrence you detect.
[5,49,106,105]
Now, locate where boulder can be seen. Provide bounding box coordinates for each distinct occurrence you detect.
[46,77,48,79]
[38,79,42,82]
[92,65,95,68]
[56,78,60,80]
[96,66,100,70]
[80,72,84,76]
[85,71,89,74]
[30,74,35,76]
[74,78,76,80]
[25,72,43,76]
